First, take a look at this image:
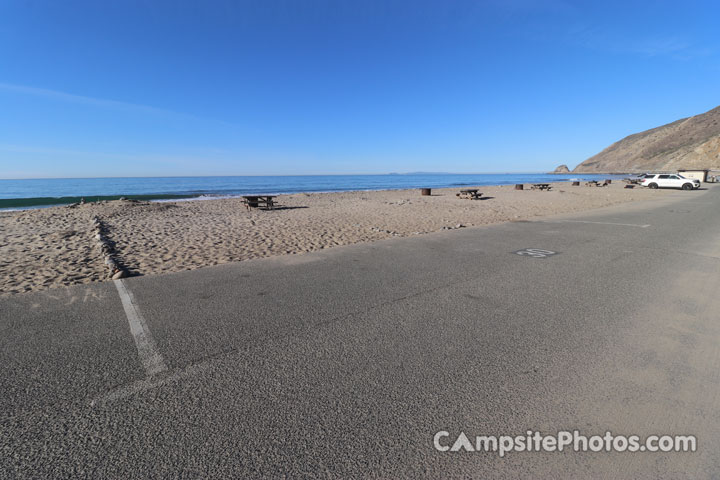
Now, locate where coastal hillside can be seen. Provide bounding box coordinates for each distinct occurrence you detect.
[573,105,720,173]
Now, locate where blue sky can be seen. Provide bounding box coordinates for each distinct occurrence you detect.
[0,0,718,178]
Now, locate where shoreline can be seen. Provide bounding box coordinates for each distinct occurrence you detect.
[0,173,627,211]
[0,181,676,296]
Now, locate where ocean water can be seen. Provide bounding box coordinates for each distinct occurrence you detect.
[0,173,625,210]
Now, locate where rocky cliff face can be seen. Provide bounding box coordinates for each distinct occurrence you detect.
[552,164,570,173]
[573,105,720,173]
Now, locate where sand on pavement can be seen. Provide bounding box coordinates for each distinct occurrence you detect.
[0,182,672,295]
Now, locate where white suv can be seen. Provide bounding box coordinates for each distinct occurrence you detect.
[641,173,700,190]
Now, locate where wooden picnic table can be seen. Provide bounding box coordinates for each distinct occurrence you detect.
[242,195,277,210]
[457,189,482,199]
[586,180,610,187]
[531,183,551,191]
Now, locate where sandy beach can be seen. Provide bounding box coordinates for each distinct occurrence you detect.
[0,182,671,295]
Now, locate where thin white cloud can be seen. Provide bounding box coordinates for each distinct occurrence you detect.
[486,0,575,14]
[0,143,130,158]
[0,82,244,127]
[568,24,710,60]
[0,143,230,169]
[0,82,180,115]
[629,37,690,57]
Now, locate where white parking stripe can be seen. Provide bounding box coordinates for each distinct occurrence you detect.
[91,362,210,406]
[557,220,651,228]
[114,279,167,376]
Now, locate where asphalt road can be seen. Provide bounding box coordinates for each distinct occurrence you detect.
[2,186,720,478]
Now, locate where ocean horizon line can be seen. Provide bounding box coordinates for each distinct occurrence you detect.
[0,171,558,181]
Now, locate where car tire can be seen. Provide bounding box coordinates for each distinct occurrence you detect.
[648,183,658,189]
[682,183,693,190]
